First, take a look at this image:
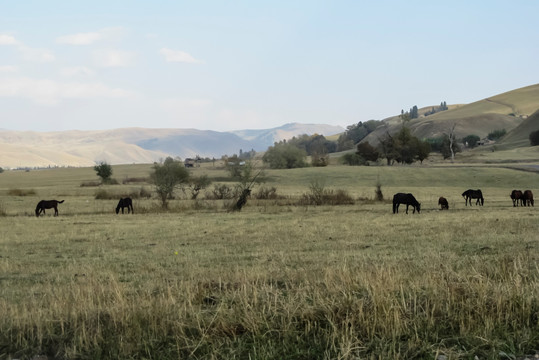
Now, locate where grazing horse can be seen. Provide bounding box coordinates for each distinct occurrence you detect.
[392,193,421,214]
[522,190,534,207]
[462,189,484,206]
[35,200,64,217]
[438,196,449,210]
[116,197,134,214]
[510,190,524,207]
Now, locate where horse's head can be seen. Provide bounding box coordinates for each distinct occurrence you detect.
[416,203,421,213]
[115,207,120,214]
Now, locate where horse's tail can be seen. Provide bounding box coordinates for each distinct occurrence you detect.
[58,200,65,204]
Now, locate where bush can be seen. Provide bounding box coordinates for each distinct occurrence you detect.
[122,177,149,184]
[487,129,506,141]
[80,181,101,187]
[94,162,113,183]
[462,134,480,148]
[529,130,539,146]
[262,143,308,169]
[299,180,354,206]
[341,153,365,166]
[95,187,152,200]
[254,186,281,200]
[206,184,236,200]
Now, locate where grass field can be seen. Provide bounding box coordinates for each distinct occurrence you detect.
[0,163,538,359]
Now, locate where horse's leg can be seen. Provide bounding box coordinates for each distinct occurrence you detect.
[405,204,409,214]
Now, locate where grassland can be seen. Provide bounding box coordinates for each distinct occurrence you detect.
[0,163,538,359]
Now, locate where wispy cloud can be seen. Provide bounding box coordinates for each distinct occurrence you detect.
[93,49,135,67]
[0,77,134,105]
[0,34,18,45]
[0,65,18,73]
[19,46,55,62]
[56,32,101,45]
[160,48,202,64]
[60,66,96,77]
[1,34,54,62]
[56,27,127,45]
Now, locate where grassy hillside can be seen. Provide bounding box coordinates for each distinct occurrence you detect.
[362,83,539,147]
[498,109,539,148]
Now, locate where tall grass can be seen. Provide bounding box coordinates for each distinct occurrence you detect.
[0,164,538,358]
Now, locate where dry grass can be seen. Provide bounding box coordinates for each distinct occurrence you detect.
[0,164,538,359]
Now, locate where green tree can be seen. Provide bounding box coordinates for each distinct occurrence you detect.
[262,143,308,169]
[150,157,190,208]
[356,141,379,163]
[415,139,431,164]
[463,134,480,148]
[94,162,113,183]
[487,129,507,141]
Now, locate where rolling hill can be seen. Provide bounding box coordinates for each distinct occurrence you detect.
[362,83,539,145]
[0,123,344,169]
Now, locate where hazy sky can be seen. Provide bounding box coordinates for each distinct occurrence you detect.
[1,1,538,132]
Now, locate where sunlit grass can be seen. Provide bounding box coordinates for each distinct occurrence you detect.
[0,163,538,359]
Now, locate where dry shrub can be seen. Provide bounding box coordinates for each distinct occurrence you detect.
[206,184,236,200]
[122,177,149,184]
[95,187,152,200]
[254,186,282,200]
[80,181,101,187]
[7,188,36,196]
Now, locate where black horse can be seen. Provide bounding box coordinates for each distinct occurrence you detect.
[522,190,534,207]
[116,197,134,214]
[35,200,64,217]
[393,193,421,214]
[510,190,524,207]
[438,196,449,210]
[462,189,484,206]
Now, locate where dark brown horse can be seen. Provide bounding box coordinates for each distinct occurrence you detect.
[35,200,64,217]
[522,190,534,207]
[462,189,484,206]
[510,190,524,207]
[392,193,421,214]
[116,197,134,214]
[438,196,449,210]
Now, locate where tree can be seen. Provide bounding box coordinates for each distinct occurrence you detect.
[150,157,190,208]
[530,130,539,146]
[462,134,480,148]
[94,162,113,183]
[440,134,461,160]
[415,139,431,164]
[230,160,264,211]
[262,143,308,169]
[487,129,507,141]
[377,132,398,165]
[356,141,379,162]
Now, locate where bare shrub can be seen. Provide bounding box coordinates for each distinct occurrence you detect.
[299,180,354,205]
[206,184,236,200]
[254,186,281,200]
[375,178,383,201]
[8,188,36,196]
[95,187,152,200]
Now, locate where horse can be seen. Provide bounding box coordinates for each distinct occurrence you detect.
[522,190,534,207]
[35,200,64,217]
[438,196,449,210]
[510,190,524,207]
[116,197,134,214]
[462,189,484,206]
[392,193,421,214]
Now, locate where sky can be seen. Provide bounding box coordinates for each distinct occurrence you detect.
[1,1,538,132]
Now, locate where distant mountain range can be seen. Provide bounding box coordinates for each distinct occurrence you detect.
[2,84,538,169]
[0,123,345,168]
